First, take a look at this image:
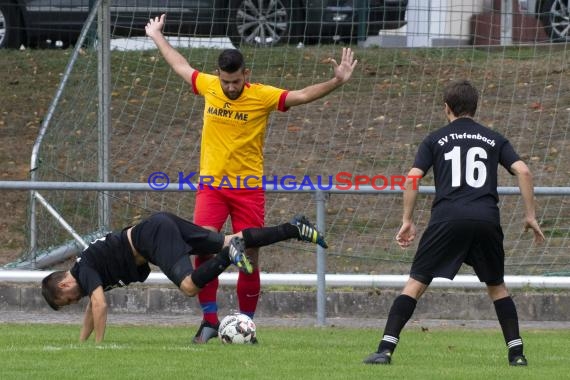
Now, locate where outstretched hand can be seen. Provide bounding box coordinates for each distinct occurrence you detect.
[146,14,166,38]
[329,47,357,84]
[395,221,416,249]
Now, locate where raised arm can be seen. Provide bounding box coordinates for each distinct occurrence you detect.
[284,47,357,108]
[80,286,108,343]
[510,160,545,243]
[145,14,196,85]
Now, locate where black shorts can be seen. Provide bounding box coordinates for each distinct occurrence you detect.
[131,212,224,286]
[410,220,505,285]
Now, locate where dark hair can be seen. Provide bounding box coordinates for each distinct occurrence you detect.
[41,271,67,311]
[443,80,478,117]
[217,49,245,73]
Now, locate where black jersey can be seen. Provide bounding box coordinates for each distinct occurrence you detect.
[129,212,224,286]
[70,229,151,297]
[413,118,520,224]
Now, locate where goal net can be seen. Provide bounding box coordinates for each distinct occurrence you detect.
[11,1,570,277]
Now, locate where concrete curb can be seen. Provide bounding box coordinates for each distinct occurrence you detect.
[2,282,570,322]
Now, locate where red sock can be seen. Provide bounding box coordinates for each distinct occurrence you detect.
[237,268,260,318]
[195,255,219,325]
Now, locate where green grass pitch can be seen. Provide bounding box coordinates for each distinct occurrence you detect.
[1,324,567,380]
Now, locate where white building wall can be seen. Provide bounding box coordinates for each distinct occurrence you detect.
[407,0,486,46]
[368,0,490,47]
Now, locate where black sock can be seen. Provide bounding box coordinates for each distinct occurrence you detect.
[190,247,231,288]
[241,223,299,248]
[377,294,417,353]
[494,296,523,360]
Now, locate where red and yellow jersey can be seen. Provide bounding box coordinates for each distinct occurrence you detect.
[191,71,288,187]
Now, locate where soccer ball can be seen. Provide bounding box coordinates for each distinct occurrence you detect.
[218,313,256,344]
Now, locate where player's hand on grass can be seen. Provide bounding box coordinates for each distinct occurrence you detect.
[396,221,416,248]
[146,14,165,38]
[524,217,545,244]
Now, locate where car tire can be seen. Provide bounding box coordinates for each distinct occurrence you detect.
[0,4,76,49]
[539,0,570,42]
[227,0,303,47]
[0,3,23,48]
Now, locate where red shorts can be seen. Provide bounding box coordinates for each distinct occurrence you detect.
[193,188,265,232]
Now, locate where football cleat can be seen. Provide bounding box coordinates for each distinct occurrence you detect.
[509,355,528,366]
[228,236,253,274]
[192,320,220,344]
[291,215,328,249]
[363,350,392,365]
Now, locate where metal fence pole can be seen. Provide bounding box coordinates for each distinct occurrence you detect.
[97,0,111,231]
[357,0,369,43]
[501,0,513,45]
[315,190,327,326]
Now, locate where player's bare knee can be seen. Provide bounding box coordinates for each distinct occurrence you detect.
[402,277,428,299]
[179,277,199,297]
[224,233,242,247]
[486,282,509,301]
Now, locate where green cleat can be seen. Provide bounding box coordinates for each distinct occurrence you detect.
[228,236,253,274]
[290,215,328,249]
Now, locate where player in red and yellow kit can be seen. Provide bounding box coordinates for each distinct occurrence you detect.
[146,14,356,343]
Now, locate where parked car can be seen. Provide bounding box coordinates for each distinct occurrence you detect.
[0,0,408,49]
[520,0,570,41]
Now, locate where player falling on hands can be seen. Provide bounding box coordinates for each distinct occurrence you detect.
[42,212,327,343]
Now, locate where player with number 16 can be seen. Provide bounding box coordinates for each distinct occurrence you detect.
[363,80,544,367]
